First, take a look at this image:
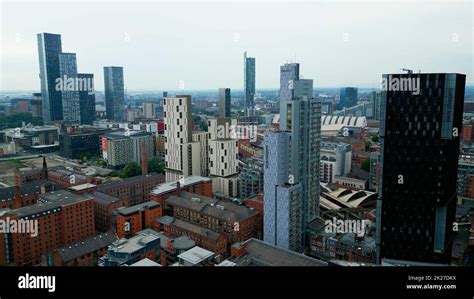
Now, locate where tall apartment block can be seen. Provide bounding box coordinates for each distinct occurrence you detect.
[104,66,125,122]
[219,88,231,118]
[338,87,358,110]
[101,131,154,168]
[282,80,321,226]
[77,73,96,125]
[208,118,239,197]
[263,131,303,251]
[376,73,465,264]
[192,131,210,177]
[263,64,321,252]
[37,33,63,123]
[163,95,202,181]
[244,52,256,117]
[142,101,156,119]
[370,90,383,121]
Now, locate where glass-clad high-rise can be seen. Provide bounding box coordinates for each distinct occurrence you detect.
[376,73,465,264]
[37,33,63,123]
[104,66,125,122]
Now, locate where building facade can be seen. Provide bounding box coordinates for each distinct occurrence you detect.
[376,73,465,264]
[104,66,125,122]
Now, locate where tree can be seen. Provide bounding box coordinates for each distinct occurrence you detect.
[361,159,370,172]
[371,135,379,143]
[121,162,141,178]
[108,171,120,177]
[365,140,371,151]
[148,157,164,174]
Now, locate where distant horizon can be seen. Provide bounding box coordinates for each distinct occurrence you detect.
[1,1,472,91]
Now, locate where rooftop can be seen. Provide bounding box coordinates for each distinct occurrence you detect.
[90,191,123,205]
[166,191,258,223]
[150,176,211,196]
[156,216,221,241]
[117,201,160,216]
[178,246,214,265]
[1,189,90,219]
[108,229,160,254]
[128,258,161,267]
[98,173,163,191]
[68,183,96,191]
[230,238,327,267]
[56,231,118,262]
[0,181,60,202]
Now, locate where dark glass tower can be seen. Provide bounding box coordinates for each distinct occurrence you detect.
[218,88,231,118]
[376,73,465,264]
[37,33,63,123]
[338,87,358,110]
[78,73,96,125]
[104,66,125,122]
[244,51,256,117]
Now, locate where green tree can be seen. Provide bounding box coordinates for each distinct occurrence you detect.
[108,171,120,177]
[361,159,370,172]
[365,140,371,151]
[371,135,379,143]
[0,113,43,130]
[148,157,164,174]
[121,161,141,178]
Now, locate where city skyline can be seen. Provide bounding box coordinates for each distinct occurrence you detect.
[1,1,472,91]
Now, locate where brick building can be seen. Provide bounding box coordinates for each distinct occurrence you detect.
[155,215,227,257]
[90,191,128,233]
[150,176,212,212]
[115,201,162,238]
[45,231,117,266]
[166,191,262,248]
[0,181,59,210]
[98,173,165,206]
[48,167,99,188]
[0,190,95,266]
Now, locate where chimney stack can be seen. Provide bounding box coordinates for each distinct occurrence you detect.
[42,155,48,180]
[176,180,181,196]
[141,142,148,175]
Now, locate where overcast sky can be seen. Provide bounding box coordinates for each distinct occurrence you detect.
[1,0,472,91]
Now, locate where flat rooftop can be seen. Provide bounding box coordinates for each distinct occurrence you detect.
[230,238,328,266]
[150,176,211,196]
[178,246,214,265]
[117,201,160,216]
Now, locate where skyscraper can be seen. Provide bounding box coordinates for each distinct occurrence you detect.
[37,33,63,123]
[264,131,303,251]
[78,73,96,125]
[279,63,300,128]
[284,92,321,229]
[244,51,256,117]
[58,53,80,122]
[263,65,321,252]
[370,90,383,121]
[376,73,465,264]
[104,66,125,122]
[218,88,231,118]
[338,87,358,110]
